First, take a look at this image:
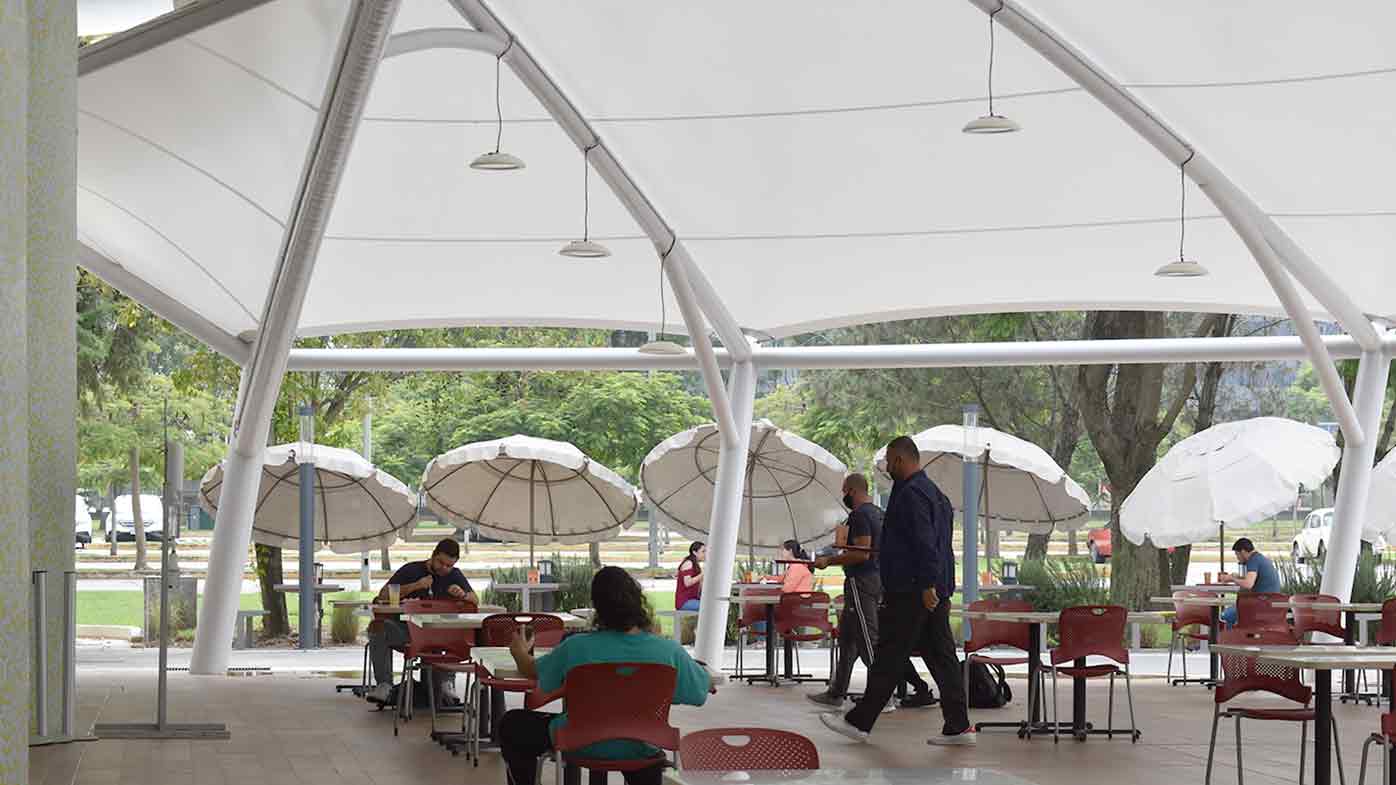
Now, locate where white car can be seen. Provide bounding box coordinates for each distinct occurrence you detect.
[113,493,164,542]
[75,495,92,546]
[1291,507,1386,562]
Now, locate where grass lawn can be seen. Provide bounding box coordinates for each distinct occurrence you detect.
[77,590,377,629]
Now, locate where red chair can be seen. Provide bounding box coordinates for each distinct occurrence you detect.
[1234,592,1292,632]
[396,600,476,738]
[774,592,834,683]
[1047,605,1136,744]
[1293,594,1348,641]
[1358,709,1396,785]
[964,598,1044,735]
[734,586,781,679]
[679,728,819,771]
[531,663,681,785]
[1168,590,1218,686]
[1205,628,1345,785]
[465,614,567,766]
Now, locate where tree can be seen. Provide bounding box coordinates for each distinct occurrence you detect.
[1077,312,1217,609]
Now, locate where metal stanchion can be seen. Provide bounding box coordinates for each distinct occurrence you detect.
[33,570,48,738]
[63,570,77,738]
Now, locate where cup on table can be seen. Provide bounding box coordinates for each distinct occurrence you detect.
[1203,572,1212,585]
[387,584,400,606]
[528,568,540,584]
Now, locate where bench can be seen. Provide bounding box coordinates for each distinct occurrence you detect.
[656,609,700,643]
[234,609,268,649]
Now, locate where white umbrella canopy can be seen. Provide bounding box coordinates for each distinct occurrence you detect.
[1360,451,1396,542]
[873,425,1091,534]
[199,442,419,555]
[1121,417,1339,551]
[421,435,640,562]
[641,419,848,557]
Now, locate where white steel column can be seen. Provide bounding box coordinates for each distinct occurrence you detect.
[190,0,401,674]
[694,361,757,666]
[1320,342,1391,601]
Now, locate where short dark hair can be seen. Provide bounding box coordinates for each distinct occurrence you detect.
[433,538,461,560]
[887,435,920,464]
[1232,537,1255,554]
[844,473,868,493]
[591,566,653,633]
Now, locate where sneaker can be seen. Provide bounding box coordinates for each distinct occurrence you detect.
[806,691,847,710]
[926,730,977,746]
[881,701,897,714]
[899,690,938,709]
[819,712,869,744]
[366,682,392,704]
[438,679,460,706]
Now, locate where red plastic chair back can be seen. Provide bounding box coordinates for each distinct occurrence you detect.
[553,663,680,755]
[1235,592,1291,632]
[679,729,819,771]
[964,598,1033,655]
[1214,627,1307,705]
[401,598,473,614]
[479,613,566,648]
[738,587,781,630]
[1377,598,1396,646]
[775,592,832,642]
[1172,590,1216,632]
[1291,593,1347,640]
[1051,605,1128,666]
[405,617,473,660]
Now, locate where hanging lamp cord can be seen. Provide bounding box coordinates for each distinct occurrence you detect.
[1178,150,1195,262]
[492,37,515,154]
[582,142,600,241]
[658,237,677,340]
[987,1,1005,116]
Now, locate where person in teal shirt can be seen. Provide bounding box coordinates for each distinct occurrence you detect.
[501,566,713,785]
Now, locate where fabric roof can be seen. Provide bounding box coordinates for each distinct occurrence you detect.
[77,0,1396,341]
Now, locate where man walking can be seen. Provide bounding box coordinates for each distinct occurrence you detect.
[820,436,972,746]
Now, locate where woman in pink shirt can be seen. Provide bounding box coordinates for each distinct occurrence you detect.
[751,540,815,634]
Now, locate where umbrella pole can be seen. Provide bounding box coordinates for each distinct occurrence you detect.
[529,462,536,570]
[1219,523,1225,575]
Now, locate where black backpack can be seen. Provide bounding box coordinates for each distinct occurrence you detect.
[964,659,1012,708]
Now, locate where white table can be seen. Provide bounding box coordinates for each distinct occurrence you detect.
[728,593,830,686]
[977,585,1035,596]
[471,645,553,681]
[1277,600,1387,698]
[1213,644,1396,785]
[406,612,587,631]
[1171,584,1240,593]
[490,582,561,612]
[667,768,1037,785]
[273,582,345,647]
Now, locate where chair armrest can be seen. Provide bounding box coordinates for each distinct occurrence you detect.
[525,686,565,710]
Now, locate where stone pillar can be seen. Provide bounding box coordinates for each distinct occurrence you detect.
[26,0,77,739]
[0,1,32,776]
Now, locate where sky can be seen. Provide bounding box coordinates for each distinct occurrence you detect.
[79,0,172,37]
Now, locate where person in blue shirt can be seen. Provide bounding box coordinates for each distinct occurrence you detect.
[1218,537,1282,626]
[500,566,712,785]
[820,435,973,747]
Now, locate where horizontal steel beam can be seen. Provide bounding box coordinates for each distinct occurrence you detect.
[78,0,275,75]
[284,333,1394,372]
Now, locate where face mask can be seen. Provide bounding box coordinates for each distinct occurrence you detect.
[842,493,854,510]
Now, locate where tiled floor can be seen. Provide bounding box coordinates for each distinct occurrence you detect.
[32,668,1393,785]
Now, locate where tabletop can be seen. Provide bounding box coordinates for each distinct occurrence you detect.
[273,583,345,594]
[1274,601,1385,612]
[727,594,830,610]
[1171,584,1240,593]
[471,645,552,680]
[405,611,588,630]
[330,599,371,607]
[491,583,562,592]
[1213,644,1396,670]
[665,768,1036,785]
[977,585,1036,594]
[1150,595,1231,607]
[957,609,1172,624]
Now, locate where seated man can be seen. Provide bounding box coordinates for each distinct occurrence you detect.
[365,538,478,705]
[1217,537,1281,626]
[499,566,712,785]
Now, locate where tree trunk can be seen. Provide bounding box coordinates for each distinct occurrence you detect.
[1172,315,1230,587]
[1067,529,1077,556]
[589,541,601,568]
[380,547,391,571]
[107,480,118,556]
[1028,401,1084,562]
[130,445,149,571]
[256,543,290,637]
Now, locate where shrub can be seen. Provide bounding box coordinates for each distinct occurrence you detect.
[480,555,597,613]
[330,603,359,644]
[1277,551,1393,603]
[1017,558,1109,612]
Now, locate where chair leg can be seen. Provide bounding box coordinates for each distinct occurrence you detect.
[426,665,437,738]
[1051,668,1059,744]
[1167,633,1176,684]
[1235,715,1245,785]
[1108,672,1116,740]
[1206,708,1221,785]
[1332,717,1347,785]
[1301,721,1308,785]
[1125,666,1138,743]
[736,628,744,678]
[1360,735,1377,785]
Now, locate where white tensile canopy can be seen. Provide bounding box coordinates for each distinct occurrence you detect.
[198,442,419,554]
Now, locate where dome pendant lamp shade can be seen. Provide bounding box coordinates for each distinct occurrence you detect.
[964,6,1019,135]
[559,239,611,258]
[638,339,687,356]
[1156,153,1208,278]
[559,144,611,258]
[471,43,524,172]
[1154,259,1209,278]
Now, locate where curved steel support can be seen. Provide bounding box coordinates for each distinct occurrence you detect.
[382,27,505,59]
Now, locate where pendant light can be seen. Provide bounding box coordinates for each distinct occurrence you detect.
[470,38,525,171]
[559,143,611,258]
[1155,152,1209,278]
[963,2,1020,134]
[639,241,687,355]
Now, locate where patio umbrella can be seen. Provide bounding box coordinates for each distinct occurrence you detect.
[421,435,640,567]
[872,425,1091,535]
[640,419,848,559]
[198,442,419,554]
[1358,451,1396,542]
[1120,417,1339,571]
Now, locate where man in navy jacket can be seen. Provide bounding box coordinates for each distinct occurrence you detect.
[821,435,973,745]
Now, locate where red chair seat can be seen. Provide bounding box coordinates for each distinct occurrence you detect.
[1383,712,1396,738]
[480,675,535,692]
[418,652,469,666]
[1182,632,1210,641]
[564,754,668,773]
[1223,706,1315,722]
[428,660,475,673]
[969,654,1033,666]
[1054,663,1121,679]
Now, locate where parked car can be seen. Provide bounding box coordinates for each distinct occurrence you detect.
[113,494,164,542]
[1291,507,1386,562]
[1087,527,1111,563]
[75,494,92,546]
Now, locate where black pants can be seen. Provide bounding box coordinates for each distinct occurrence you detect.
[500,709,664,785]
[844,592,968,735]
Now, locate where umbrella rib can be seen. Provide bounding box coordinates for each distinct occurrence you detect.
[422,457,472,494]
[650,470,711,508]
[255,466,295,515]
[473,457,529,524]
[575,464,626,525]
[545,463,559,543]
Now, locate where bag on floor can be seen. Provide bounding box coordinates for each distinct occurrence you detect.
[381,678,433,709]
[965,660,1012,709]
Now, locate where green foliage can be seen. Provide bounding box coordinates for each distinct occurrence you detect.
[1017,558,1109,612]
[481,555,597,613]
[330,604,360,644]
[1276,557,1323,595]
[1277,552,1396,604]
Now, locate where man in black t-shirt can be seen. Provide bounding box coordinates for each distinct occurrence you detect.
[366,538,478,704]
